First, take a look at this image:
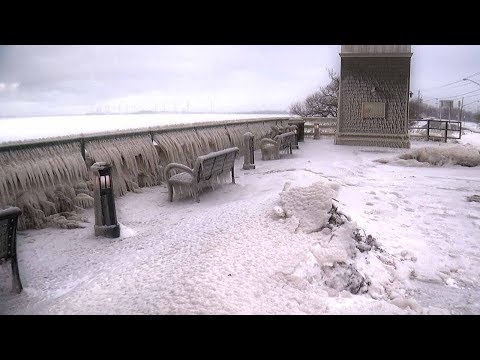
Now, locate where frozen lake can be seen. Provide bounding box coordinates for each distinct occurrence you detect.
[0,113,290,144]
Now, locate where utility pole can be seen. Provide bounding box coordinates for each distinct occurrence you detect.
[460,97,464,123]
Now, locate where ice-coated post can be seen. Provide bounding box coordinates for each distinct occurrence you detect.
[314,123,320,139]
[242,132,255,170]
[91,162,120,238]
[289,118,305,142]
[297,121,305,142]
[287,125,299,149]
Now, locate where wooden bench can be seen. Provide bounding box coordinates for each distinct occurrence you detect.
[0,207,23,293]
[260,131,297,160]
[164,147,239,202]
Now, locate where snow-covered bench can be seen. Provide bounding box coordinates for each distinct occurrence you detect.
[260,131,296,160]
[164,147,240,203]
[0,206,23,293]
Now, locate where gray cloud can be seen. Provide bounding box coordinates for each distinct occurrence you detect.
[1,45,479,117]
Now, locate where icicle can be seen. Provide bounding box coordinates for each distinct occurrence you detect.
[85,135,160,197]
[73,193,94,208]
[0,142,88,230]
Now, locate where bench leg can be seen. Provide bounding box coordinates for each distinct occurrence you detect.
[231,167,235,184]
[11,255,23,294]
[168,183,173,202]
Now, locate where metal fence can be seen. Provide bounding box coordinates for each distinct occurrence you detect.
[409,119,462,142]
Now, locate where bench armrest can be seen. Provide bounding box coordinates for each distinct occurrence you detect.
[164,163,195,179]
[0,207,22,220]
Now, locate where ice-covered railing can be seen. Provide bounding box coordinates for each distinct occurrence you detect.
[0,142,88,205]
[152,120,277,171]
[85,135,161,196]
[303,117,337,137]
[0,117,290,229]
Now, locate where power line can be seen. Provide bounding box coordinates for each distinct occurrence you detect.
[422,81,471,93]
[463,99,480,107]
[421,79,463,92]
[423,88,480,102]
[450,88,480,100]
[459,92,480,100]
[419,71,480,92]
[465,72,480,80]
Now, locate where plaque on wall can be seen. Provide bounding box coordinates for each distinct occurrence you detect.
[362,102,385,118]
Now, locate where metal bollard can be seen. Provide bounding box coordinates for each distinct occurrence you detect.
[90,162,120,238]
[242,132,255,170]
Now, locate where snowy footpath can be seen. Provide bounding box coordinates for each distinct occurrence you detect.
[1,134,480,314]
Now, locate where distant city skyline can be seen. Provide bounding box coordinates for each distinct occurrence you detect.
[1,45,480,117]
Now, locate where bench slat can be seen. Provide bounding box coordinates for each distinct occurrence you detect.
[211,154,227,173]
[200,158,215,180]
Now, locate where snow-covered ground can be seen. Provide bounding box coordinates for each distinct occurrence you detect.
[0,113,289,143]
[462,123,480,147]
[1,135,479,315]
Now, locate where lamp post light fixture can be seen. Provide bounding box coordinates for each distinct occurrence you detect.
[242,132,255,170]
[462,78,480,87]
[91,162,120,238]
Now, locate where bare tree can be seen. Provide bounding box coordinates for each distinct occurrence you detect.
[408,97,424,120]
[289,69,339,117]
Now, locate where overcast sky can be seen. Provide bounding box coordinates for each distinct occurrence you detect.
[1,45,480,117]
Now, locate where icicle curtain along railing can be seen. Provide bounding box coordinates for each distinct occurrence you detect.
[0,117,290,229]
[0,142,88,204]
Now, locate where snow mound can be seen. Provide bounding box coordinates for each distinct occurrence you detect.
[322,263,370,295]
[374,158,431,167]
[46,212,89,229]
[272,206,286,218]
[376,145,480,167]
[118,223,137,239]
[277,182,420,311]
[400,145,480,166]
[311,222,358,267]
[467,195,480,203]
[279,180,339,233]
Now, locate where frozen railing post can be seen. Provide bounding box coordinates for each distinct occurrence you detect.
[289,118,305,142]
[90,162,120,238]
[242,132,255,170]
[314,123,320,139]
[0,207,23,293]
[286,125,299,149]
